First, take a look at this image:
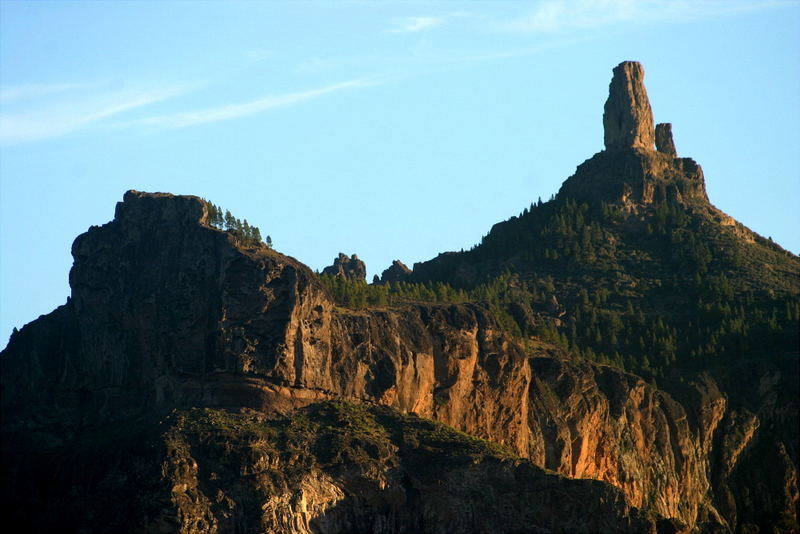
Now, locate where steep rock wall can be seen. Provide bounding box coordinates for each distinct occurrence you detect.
[3,191,795,531]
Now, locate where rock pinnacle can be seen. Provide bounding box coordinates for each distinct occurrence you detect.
[603,61,655,151]
[655,123,678,156]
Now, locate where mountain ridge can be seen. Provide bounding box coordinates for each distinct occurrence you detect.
[2,61,798,533]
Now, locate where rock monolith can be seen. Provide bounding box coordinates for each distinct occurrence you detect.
[656,123,678,156]
[603,61,655,150]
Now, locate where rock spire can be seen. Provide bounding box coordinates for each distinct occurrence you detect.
[656,122,678,156]
[603,61,655,151]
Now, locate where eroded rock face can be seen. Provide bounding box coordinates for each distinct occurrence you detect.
[380,259,412,283]
[322,252,367,281]
[656,123,678,156]
[0,191,713,529]
[322,253,366,281]
[2,191,796,532]
[557,149,708,207]
[604,61,655,151]
[560,63,705,208]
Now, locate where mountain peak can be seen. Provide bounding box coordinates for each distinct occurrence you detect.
[558,62,707,207]
[603,61,655,151]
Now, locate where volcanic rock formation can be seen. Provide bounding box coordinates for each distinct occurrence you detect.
[2,61,799,534]
[559,61,707,207]
[656,122,678,156]
[1,191,673,532]
[322,252,366,281]
[1,189,774,532]
[394,60,800,532]
[380,259,412,283]
[603,61,656,151]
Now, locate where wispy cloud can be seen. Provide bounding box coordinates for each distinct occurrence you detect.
[0,87,185,145]
[388,16,443,34]
[131,79,377,129]
[0,82,96,103]
[501,0,789,33]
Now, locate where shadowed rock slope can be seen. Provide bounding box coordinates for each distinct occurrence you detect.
[4,401,658,534]
[1,187,789,532]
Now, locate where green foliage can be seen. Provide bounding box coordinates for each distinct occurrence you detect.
[319,271,530,322]
[201,198,266,248]
[327,193,800,383]
[172,400,517,472]
[319,274,469,309]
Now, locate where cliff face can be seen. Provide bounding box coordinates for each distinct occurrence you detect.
[557,148,708,208]
[2,60,798,533]
[3,189,788,532]
[603,61,656,151]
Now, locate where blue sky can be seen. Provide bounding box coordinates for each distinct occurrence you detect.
[1,0,799,346]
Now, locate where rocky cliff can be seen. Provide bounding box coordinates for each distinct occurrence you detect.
[603,61,656,151]
[384,60,800,532]
[561,61,707,207]
[2,61,798,533]
[1,189,787,532]
[322,253,367,282]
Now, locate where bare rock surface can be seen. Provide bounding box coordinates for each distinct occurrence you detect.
[557,148,708,207]
[322,253,366,281]
[656,122,678,156]
[603,61,655,151]
[560,63,706,207]
[3,60,798,534]
[0,190,754,531]
[379,259,412,283]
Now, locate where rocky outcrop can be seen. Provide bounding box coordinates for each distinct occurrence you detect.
[3,60,798,533]
[322,253,366,281]
[656,122,678,156]
[379,259,412,283]
[604,61,655,151]
[0,191,732,529]
[560,62,706,207]
[557,148,708,207]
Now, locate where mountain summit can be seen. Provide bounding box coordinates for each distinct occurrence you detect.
[558,60,708,207]
[602,60,678,157]
[603,60,656,151]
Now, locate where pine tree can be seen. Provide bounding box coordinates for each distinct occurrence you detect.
[205,202,216,226]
